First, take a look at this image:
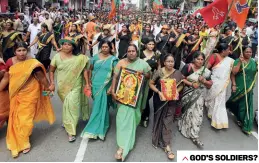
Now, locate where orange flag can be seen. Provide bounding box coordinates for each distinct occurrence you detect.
[228,0,249,29]
[108,0,116,20]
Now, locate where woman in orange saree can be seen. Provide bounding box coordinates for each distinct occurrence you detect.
[0,42,55,158]
[0,58,9,128]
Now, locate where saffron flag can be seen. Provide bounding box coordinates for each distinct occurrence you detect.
[108,0,116,20]
[228,0,249,29]
[153,0,163,14]
[108,0,120,20]
[199,0,229,28]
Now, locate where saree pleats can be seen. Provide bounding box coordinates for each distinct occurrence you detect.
[62,79,84,136]
[81,87,110,139]
[116,103,141,160]
[152,96,176,148]
[205,57,234,129]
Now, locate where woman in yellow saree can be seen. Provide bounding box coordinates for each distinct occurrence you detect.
[0,42,55,158]
[49,37,90,142]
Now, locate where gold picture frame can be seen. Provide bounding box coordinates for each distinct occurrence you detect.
[115,67,145,108]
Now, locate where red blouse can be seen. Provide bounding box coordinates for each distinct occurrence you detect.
[5,58,14,72]
[208,54,221,68]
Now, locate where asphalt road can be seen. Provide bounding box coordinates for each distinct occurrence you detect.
[0,51,258,162]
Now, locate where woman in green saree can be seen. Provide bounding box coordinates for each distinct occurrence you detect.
[49,37,90,142]
[226,46,257,135]
[81,41,118,140]
[111,44,151,161]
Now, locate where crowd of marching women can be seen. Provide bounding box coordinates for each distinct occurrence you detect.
[0,5,258,161]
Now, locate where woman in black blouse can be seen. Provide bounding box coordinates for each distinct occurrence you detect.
[117,24,131,59]
[140,38,161,128]
[141,24,155,48]
[155,24,171,54]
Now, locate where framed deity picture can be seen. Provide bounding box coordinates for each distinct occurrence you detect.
[115,67,145,108]
[160,79,179,101]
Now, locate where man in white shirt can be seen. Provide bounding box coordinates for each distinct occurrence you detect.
[24,17,41,58]
[153,20,162,37]
[246,24,254,37]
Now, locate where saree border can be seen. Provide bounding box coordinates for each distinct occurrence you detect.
[232,72,258,102]
[175,34,186,47]
[2,32,21,53]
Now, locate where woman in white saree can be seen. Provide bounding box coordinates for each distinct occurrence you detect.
[205,43,234,129]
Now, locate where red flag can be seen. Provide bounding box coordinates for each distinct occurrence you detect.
[108,0,116,20]
[228,0,249,29]
[199,0,229,28]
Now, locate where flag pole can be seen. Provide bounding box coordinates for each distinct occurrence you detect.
[138,5,144,56]
[115,0,120,57]
[237,30,250,120]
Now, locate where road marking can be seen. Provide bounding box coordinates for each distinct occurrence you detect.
[74,138,89,162]
[251,131,258,139]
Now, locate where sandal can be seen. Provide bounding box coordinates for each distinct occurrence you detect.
[23,148,31,154]
[164,146,175,160]
[68,135,76,142]
[115,148,123,160]
[192,138,204,147]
